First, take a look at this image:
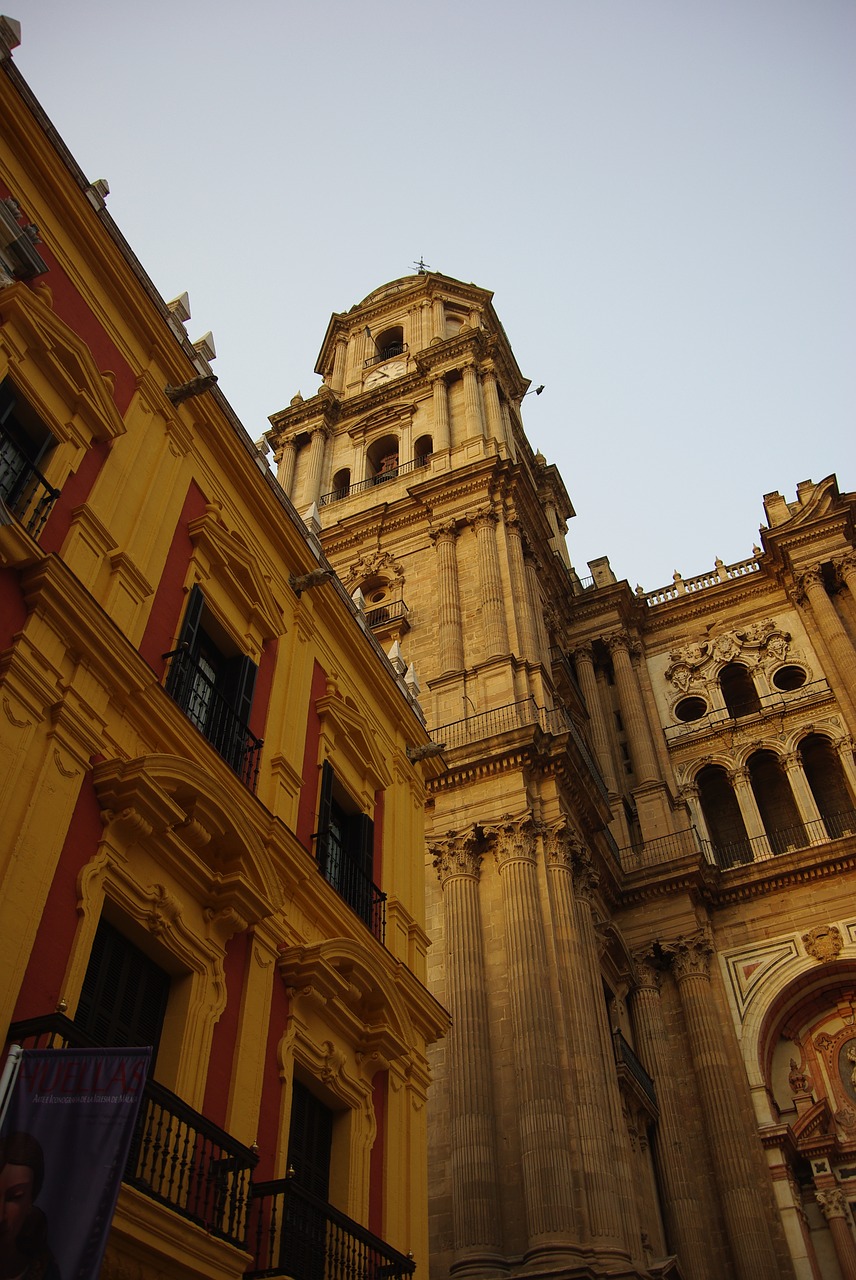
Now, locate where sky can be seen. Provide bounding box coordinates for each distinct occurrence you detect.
[7,1,854,592]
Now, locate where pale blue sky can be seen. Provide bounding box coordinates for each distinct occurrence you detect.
[8,0,854,591]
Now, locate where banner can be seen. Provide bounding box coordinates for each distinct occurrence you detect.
[0,1047,151,1280]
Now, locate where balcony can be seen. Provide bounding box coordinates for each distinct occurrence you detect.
[663,679,833,743]
[247,1177,415,1280]
[618,810,856,872]
[364,599,409,632]
[612,1029,658,1117]
[7,1014,257,1251]
[317,853,387,944]
[163,646,263,790]
[0,427,60,538]
[318,457,430,507]
[364,342,409,368]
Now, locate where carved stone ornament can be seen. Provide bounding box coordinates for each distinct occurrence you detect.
[632,949,661,992]
[667,928,714,982]
[430,830,480,884]
[802,924,844,964]
[347,549,405,589]
[788,1058,812,1095]
[543,820,584,871]
[834,1104,856,1133]
[667,639,709,671]
[486,813,538,870]
[816,1187,849,1221]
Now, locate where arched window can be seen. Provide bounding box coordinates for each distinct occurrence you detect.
[798,734,856,838]
[747,750,806,854]
[696,764,752,866]
[719,662,761,718]
[374,326,404,362]
[366,434,399,483]
[331,467,351,500]
[414,434,433,467]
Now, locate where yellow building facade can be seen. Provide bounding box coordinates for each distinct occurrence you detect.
[0,23,446,1280]
[269,267,856,1280]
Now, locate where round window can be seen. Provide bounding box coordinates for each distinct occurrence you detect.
[371,591,386,604]
[674,696,707,723]
[772,665,806,692]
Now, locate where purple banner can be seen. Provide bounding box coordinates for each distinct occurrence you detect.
[0,1047,150,1280]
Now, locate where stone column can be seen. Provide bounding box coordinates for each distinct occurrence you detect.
[797,566,856,726]
[523,547,551,670]
[471,509,509,659]
[631,952,716,1280]
[432,295,446,340]
[815,1187,856,1280]
[606,632,660,784]
[505,519,539,662]
[781,753,825,840]
[571,644,618,793]
[275,437,297,499]
[677,782,712,851]
[420,300,433,350]
[836,736,856,807]
[330,338,348,393]
[544,828,627,1260]
[500,401,517,460]
[490,817,578,1259]
[432,374,451,452]
[462,362,486,440]
[431,832,505,1274]
[481,370,506,447]
[728,766,771,858]
[669,930,781,1280]
[431,522,465,673]
[304,425,328,507]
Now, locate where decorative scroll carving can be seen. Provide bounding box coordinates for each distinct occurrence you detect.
[801,924,844,964]
[788,1058,812,1095]
[816,1187,849,1220]
[430,829,480,884]
[486,813,538,870]
[346,549,405,588]
[667,928,714,982]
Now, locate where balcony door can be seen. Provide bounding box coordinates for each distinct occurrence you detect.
[282,1080,334,1280]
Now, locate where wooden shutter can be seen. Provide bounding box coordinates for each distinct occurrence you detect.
[178,583,205,654]
[315,760,335,871]
[75,918,170,1067]
[223,652,257,724]
[288,1080,333,1199]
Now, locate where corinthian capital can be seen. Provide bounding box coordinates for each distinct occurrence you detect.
[816,1187,848,1220]
[605,630,640,659]
[795,564,825,596]
[469,505,498,532]
[666,928,714,982]
[486,813,538,870]
[430,520,459,545]
[631,948,662,992]
[543,820,584,871]
[430,829,481,884]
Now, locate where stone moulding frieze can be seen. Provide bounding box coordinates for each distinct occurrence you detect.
[719,938,801,1021]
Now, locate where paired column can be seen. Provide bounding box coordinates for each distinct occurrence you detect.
[544,827,628,1258]
[330,338,347,393]
[432,295,446,341]
[275,438,297,499]
[304,425,329,507]
[432,374,451,452]
[490,817,577,1257]
[631,952,715,1280]
[462,363,486,440]
[432,833,504,1272]
[796,566,856,726]
[523,547,551,670]
[815,1187,856,1280]
[505,520,539,663]
[431,522,465,673]
[728,766,771,855]
[781,753,825,839]
[606,632,660,784]
[471,510,509,659]
[668,930,781,1280]
[480,371,507,448]
[571,644,618,792]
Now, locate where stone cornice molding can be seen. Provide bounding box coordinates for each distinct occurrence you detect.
[665,928,714,981]
[430,829,481,884]
[486,813,539,870]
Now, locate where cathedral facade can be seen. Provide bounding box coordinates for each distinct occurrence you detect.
[269,271,856,1280]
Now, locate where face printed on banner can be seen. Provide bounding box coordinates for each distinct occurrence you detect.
[0,1156,36,1275]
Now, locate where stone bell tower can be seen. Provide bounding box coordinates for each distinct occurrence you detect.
[267,273,655,1279]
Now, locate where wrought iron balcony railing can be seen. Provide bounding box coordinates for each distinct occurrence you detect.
[0,428,60,537]
[364,599,409,631]
[612,1029,658,1113]
[247,1176,415,1280]
[363,342,409,368]
[618,810,856,872]
[7,1014,257,1250]
[318,456,431,507]
[163,646,262,790]
[663,679,833,741]
[317,851,387,944]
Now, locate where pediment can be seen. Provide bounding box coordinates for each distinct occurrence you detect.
[187,508,283,640]
[0,282,125,444]
[316,692,392,792]
[93,754,284,922]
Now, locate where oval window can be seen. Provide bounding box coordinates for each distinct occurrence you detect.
[674,696,707,723]
[772,665,806,692]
